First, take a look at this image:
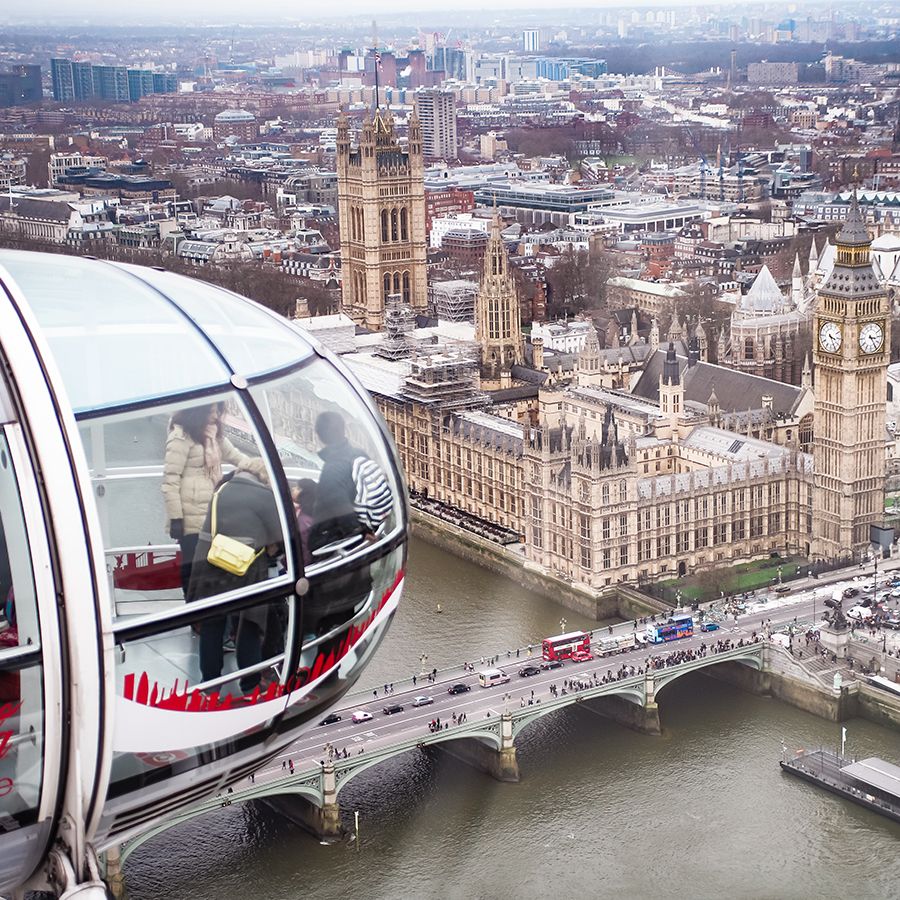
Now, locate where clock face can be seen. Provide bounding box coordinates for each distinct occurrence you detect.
[819,321,842,353]
[859,322,884,354]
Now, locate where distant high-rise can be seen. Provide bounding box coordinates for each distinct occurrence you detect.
[50,57,177,103]
[93,65,129,102]
[127,69,155,102]
[14,65,42,103]
[0,65,41,107]
[50,58,75,102]
[414,90,457,161]
[522,28,541,53]
[72,62,94,100]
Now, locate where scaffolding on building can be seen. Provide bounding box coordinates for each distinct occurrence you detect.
[402,343,488,411]
[375,293,417,360]
[428,279,478,323]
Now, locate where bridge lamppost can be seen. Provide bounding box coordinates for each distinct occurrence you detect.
[559,617,567,634]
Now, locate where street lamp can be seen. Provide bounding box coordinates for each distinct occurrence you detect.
[872,545,879,602]
[559,617,567,634]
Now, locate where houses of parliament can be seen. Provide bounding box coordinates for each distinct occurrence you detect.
[330,109,890,589]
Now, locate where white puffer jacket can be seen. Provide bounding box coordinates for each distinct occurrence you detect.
[161,424,267,535]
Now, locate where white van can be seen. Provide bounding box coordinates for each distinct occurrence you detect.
[478,668,510,687]
[847,605,873,621]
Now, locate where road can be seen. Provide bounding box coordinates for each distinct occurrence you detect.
[245,559,900,778]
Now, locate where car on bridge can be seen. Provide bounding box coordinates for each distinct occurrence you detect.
[844,588,860,598]
[318,713,342,726]
[518,665,542,677]
[448,683,471,695]
[774,585,791,594]
[571,649,594,662]
[882,616,900,630]
[700,621,720,632]
[541,660,563,671]
[382,704,404,715]
[411,696,434,707]
[351,710,374,724]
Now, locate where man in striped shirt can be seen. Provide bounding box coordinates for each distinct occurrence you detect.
[309,410,393,554]
[303,411,393,637]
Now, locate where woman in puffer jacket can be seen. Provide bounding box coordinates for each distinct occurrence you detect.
[162,402,267,597]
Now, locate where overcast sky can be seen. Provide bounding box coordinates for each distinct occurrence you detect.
[4,0,704,24]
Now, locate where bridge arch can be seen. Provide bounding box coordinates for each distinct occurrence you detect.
[332,728,504,798]
[117,782,324,868]
[509,679,648,741]
[651,646,764,700]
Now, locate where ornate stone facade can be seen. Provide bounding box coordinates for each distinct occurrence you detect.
[812,192,891,561]
[722,262,813,385]
[475,214,524,389]
[336,108,428,331]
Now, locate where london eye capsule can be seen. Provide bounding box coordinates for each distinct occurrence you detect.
[0,251,408,895]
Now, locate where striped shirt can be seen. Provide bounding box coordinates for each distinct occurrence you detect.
[352,457,393,533]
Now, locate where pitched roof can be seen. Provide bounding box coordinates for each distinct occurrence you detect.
[835,190,871,247]
[739,264,785,315]
[633,349,804,416]
[0,196,74,222]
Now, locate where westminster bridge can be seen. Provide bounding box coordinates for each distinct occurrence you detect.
[112,629,776,873]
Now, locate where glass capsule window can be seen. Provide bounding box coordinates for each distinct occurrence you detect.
[0,429,47,883]
[1,252,231,415]
[112,265,312,380]
[76,391,293,622]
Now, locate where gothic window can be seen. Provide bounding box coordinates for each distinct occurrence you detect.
[799,414,813,451]
[393,272,401,296]
[619,480,626,503]
[402,271,410,304]
[391,208,398,242]
[601,484,609,504]
[744,338,754,361]
[381,210,388,243]
[400,207,408,241]
[383,272,391,299]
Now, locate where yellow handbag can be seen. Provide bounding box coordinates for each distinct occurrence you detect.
[206,487,263,577]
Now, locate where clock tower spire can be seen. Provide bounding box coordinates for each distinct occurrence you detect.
[812,190,890,562]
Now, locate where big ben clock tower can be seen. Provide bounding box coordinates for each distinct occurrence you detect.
[812,191,890,562]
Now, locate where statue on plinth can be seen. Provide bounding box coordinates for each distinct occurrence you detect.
[823,595,849,630]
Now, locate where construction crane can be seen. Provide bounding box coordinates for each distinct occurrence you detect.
[685,127,710,200]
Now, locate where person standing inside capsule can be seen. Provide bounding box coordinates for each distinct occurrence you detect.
[162,402,266,597]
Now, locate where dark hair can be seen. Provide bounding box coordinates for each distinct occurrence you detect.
[294,478,318,510]
[171,402,224,444]
[315,410,346,446]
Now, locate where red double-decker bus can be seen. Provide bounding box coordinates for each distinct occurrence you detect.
[542,631,590,662]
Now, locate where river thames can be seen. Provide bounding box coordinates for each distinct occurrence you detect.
[125,536,900,900]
